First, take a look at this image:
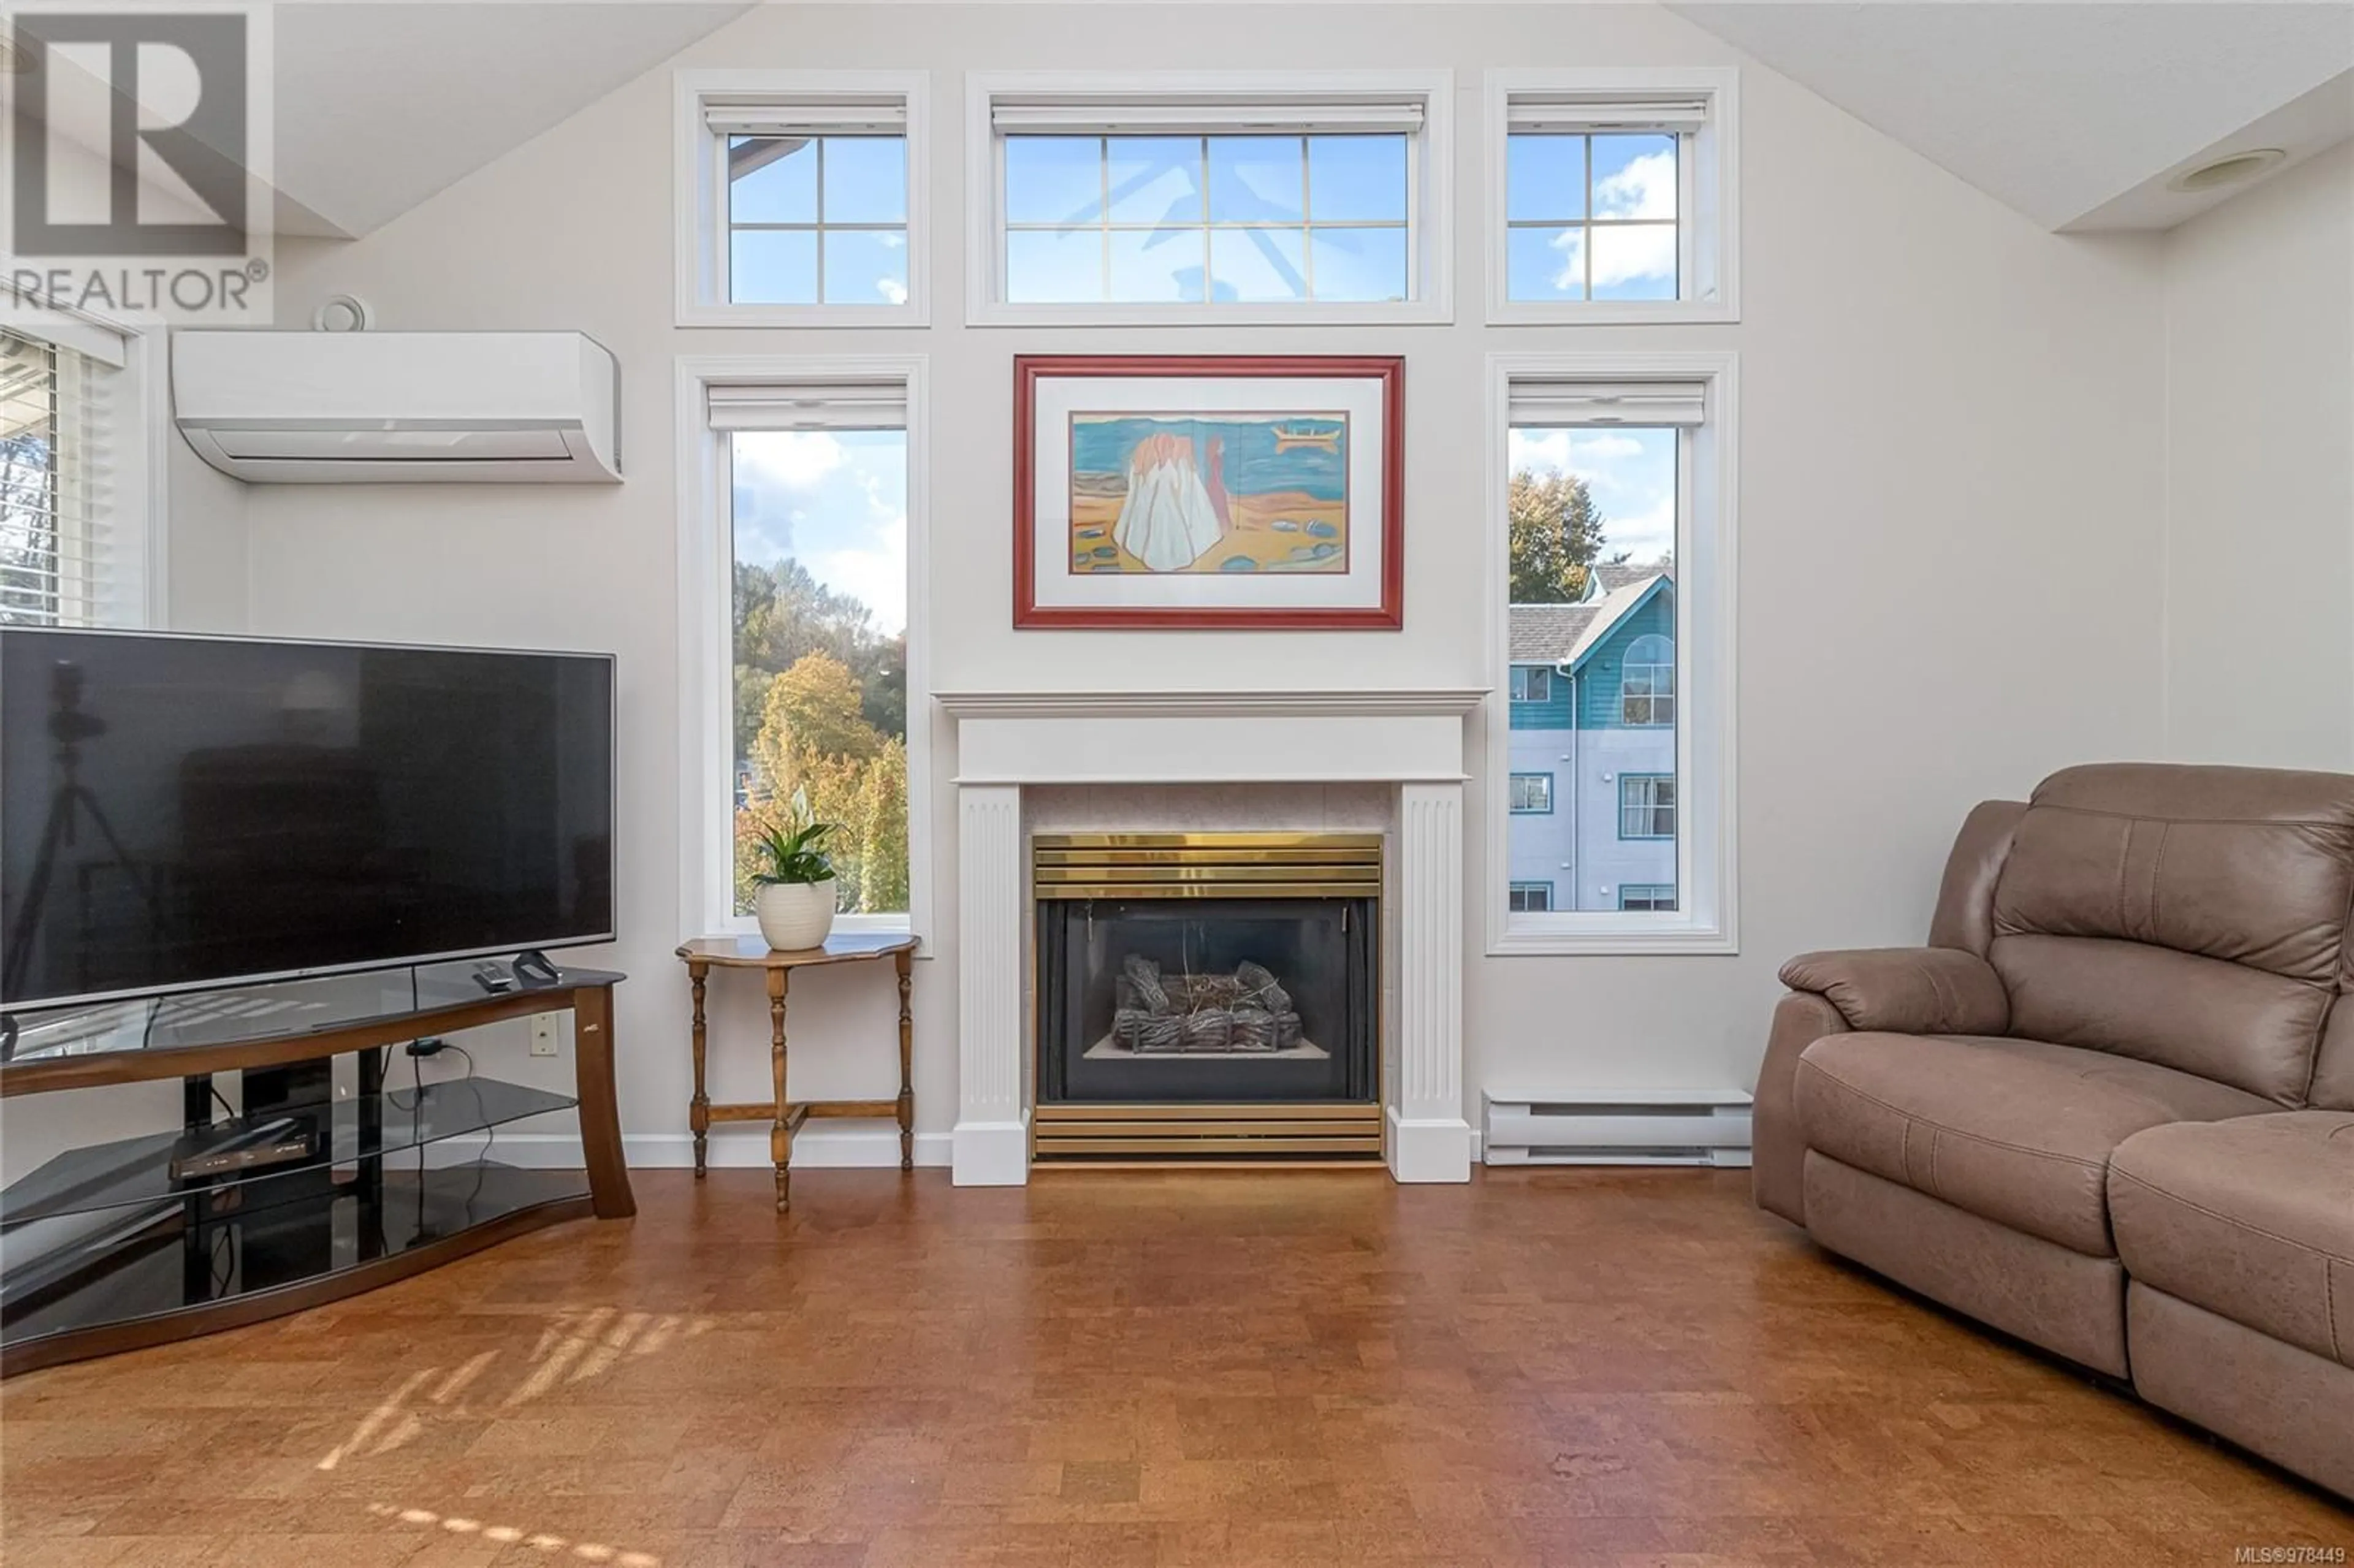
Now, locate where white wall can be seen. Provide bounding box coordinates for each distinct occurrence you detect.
[217,2,2169,1157]
[2162,142,2354,771]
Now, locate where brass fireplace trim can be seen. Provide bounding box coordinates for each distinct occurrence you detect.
[1032,831,1383,902]
[1033,1102,1384,1164]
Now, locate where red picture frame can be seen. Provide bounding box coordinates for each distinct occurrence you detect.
[1013,354,1405,630]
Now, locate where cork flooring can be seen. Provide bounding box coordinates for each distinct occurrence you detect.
[2,1167,2347,1567]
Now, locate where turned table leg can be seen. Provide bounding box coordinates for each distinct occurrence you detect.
[688,962,710,1178]
[895,948,914,1173]
[768,966,791,1212]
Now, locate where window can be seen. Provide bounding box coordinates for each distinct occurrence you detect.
[676,72,927,325]
[1488,351,1736,954]
[1621,633,1674,726]
[0,322,151,628]
[680,357,928,937]
[1509,772,1553,813]
[1618,884,1677,912]
[970,73,1453,323]
[1509,881,1553,913]
[1619,775,1675,839]
[1509,665,1552,703]
[1487,70,1739,324]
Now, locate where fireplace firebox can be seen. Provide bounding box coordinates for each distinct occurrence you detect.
[1032,833,1381,1163]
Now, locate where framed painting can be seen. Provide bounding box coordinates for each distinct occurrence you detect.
[1013,355,1404,630]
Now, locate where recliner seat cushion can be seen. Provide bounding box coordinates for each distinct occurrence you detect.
[1794,1032,2274,1257]
[1987,763,2354,1104]
[2109,1111,2354,1369]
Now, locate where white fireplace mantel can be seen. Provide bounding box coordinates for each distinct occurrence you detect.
[938,688,1481,1189]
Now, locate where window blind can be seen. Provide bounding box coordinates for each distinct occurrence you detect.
[706,378,907,432]
[1507,380,1706,428]
[991,97,1425,136]
[1506,97,1707,136]
[705,101,907,137]
[0,329,114,627]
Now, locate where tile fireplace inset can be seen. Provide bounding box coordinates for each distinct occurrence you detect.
[1031,834,1382,1163]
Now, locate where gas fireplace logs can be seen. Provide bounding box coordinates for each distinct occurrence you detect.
[1113,954,1302,1054]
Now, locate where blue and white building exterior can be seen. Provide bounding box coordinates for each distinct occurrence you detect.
[1506,565,1677,914]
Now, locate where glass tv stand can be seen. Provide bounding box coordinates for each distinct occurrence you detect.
[0,961,633,1376]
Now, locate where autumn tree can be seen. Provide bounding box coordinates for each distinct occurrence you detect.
[1507,468,1609,604]
[742,651,908,915]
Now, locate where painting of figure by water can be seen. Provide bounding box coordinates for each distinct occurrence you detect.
[1067,413,1350,575]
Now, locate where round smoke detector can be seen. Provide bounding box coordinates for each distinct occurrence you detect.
[2166,148,2287,194]
[312,295,371,333]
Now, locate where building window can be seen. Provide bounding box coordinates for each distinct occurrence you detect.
[1509,664,1553,703]
[1619,774,1675,840]
[1509,881,1553,913]
[1618,883,1677,912]
[1488,352,1736,954]
[682,359,927,937]
[1509,772,1553,813]
[1621,633,1674,725]
[0,325,147,628]
[676,72,927,325]
[1486,70,1739,323]
[970,74,1453,322]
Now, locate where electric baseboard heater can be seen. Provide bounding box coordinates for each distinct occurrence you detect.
[1482,1087,1753,1167]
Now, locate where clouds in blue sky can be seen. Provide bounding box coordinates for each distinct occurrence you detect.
[1509,425,1677,565]
[731,430,909,636]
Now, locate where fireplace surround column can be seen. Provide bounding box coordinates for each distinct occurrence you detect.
[952,783,1029,1184]
[1390,782,1473,1181]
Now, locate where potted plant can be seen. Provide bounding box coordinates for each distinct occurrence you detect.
[747,788,840,950]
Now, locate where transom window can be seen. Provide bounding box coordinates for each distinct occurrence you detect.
[1619,774,1675,840]
[1002,133,1408,304]
[971,75,1452,322]
[1486,72,1739,323]
[1621,633,1674,726]
[725,132,908,306]
[1509,881,1554,913]
[1509,665,1553,703]
[1506,129,1678,302]
[676,74,927,325]
[1509,773,1554,813]
[1618,883,1677,913]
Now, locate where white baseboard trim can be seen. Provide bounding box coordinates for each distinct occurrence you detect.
[428,1127,951,1170]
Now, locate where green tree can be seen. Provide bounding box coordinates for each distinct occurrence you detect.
[1507,468,1609,604]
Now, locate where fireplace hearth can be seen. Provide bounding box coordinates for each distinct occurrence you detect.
[1033,833,1381,1163]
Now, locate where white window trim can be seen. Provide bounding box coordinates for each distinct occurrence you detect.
[672,70,930,329]
[1484,68,1739,326]
[673,354,932,948]
[1485,349,1739,956]
[2,281,167,628]
[964,69,1454,327]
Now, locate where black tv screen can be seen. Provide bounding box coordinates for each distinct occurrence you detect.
[1,629,615,1009]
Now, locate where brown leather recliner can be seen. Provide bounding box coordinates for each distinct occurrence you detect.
[1753,763,2354,1499]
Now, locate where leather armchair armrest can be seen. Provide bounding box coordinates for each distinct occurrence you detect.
[1777,946,2010,1037]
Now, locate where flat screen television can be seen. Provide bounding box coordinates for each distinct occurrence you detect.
[1,628,615,1010]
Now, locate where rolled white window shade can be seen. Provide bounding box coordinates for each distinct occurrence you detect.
[1506,98,1707,136]
[0,330,116,628]
[1508,381,1705,428]
[706,101,907,137]
[991,98,1424,136]
[707,381,907,432]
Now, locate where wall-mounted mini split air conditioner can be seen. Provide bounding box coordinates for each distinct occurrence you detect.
[173,330,621,484]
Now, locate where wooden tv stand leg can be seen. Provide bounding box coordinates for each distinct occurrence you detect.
[573,983,636,1219]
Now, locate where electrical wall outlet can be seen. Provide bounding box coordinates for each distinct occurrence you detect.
[529,1014,561,1057]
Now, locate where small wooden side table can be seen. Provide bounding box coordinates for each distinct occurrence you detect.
[674,933,918,1211]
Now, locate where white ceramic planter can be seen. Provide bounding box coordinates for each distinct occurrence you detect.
[755,879,837,950]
